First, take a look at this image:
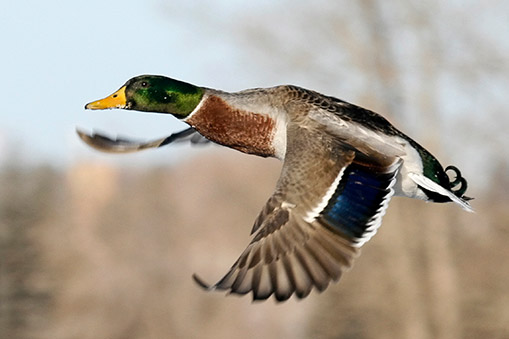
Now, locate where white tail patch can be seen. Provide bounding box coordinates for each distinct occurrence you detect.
[408,173,474,212]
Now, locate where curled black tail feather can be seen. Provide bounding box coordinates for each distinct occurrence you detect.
[445,166,473,201]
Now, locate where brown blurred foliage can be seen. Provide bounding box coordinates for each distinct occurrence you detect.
[1,148,508,339]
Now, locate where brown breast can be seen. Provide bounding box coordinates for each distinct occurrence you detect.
[186,95,277,157]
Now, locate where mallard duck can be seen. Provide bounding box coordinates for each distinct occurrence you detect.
[79,75,473,301]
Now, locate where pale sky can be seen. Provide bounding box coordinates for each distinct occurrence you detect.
[1,0,507,185]
[0,0,264,167]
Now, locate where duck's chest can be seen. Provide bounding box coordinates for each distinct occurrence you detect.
[185,95,287,158]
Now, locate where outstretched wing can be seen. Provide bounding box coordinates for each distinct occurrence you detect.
[194,124,402,301]
[76,127,209,153]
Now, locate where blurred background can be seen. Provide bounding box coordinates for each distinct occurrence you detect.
[1,0,508,338]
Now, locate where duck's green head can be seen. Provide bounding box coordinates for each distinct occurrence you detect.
[85,75,204,118]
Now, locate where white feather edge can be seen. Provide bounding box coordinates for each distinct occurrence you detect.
[352,173,398,248]
[408,173,474,212]
[303,167,346,223]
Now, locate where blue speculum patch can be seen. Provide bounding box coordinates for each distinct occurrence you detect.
[322,166,394,240]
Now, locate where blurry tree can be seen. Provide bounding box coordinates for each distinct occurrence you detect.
[0,165,57,339]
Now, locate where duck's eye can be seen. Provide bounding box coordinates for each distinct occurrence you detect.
[141,81,148,87]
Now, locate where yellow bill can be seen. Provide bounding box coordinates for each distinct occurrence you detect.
[85,86,127,110]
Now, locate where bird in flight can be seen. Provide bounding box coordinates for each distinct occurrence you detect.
[79,75,472,301]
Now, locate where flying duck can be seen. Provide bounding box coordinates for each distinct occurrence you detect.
[79,75,473,301]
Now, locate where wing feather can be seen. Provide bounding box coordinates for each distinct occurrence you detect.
[193,124,402,301]
[76,127,209,153]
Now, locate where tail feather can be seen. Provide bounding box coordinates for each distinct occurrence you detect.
[408,172,473,212]
[445,166,472,201]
